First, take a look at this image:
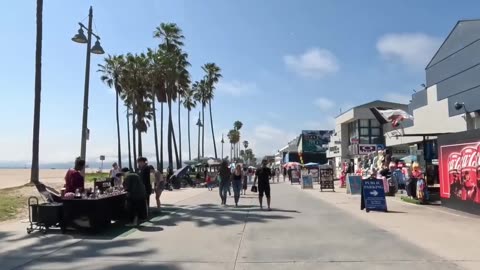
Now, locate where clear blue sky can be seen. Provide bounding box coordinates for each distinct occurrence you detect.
[1,0,479,165]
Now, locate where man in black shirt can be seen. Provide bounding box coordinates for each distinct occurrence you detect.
[137,157,152,218]
[255,159,272,210]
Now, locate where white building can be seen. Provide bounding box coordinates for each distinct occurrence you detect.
[327,100,408,177]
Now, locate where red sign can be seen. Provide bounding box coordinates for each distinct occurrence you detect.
[439,142,480,203]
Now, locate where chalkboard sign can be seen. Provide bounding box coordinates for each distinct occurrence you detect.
[291,170,300,184]
[301,175,313,189]
[320,168,335,192]
[362,179,388,213]
[346,175,362,195]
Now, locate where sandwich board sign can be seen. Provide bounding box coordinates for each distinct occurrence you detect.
[346,175,362,195]
[362,179,387,212]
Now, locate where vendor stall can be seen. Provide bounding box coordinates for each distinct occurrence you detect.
[61,192,127,233]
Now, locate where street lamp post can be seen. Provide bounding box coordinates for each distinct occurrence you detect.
[196,112,203,160]
[220,134,225,160]
[71,6,104,173]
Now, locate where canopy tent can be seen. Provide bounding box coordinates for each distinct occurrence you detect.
[283,162,300,168]
[303,162,319,167]
[401,155,417,164]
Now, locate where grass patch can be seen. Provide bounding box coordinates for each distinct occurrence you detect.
[0,189,28,222]
[400,195,421,205]
[85,172,110,182]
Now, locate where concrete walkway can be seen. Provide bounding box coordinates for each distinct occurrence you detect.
[0,181,476,269]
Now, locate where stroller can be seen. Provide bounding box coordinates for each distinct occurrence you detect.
[27,183,63,234]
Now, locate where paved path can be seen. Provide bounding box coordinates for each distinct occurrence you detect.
[0,182,469,270]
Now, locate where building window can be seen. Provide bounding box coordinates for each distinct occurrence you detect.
[360,128,369,136]
[348,121,358,144]
[370,119,380,127]
[359,119,369,127]
[371,136,383,144]
[371,128,381,136]
[360,136,370,144]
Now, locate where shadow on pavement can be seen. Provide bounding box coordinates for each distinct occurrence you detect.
[386,210,407,214]
[148,203,294,228]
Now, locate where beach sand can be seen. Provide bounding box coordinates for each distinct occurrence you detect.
[0,168,102,189]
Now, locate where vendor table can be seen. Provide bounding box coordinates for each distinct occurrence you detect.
[61,193,127,233]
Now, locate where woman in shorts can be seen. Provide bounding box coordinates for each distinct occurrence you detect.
[154,169,165,209]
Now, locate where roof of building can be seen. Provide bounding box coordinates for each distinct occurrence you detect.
[426,19,480,70]
[336,99,408,117]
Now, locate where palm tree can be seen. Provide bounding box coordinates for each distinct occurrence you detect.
[132,53,153,157]
[154,23,188,169]
[193,80,208,158]
[126,108,133,170]
[30,0,43,184]
[98,54,125,168]
[147,48,168,172]
[147,48,163,170]
[175,53,191,167]
[227,129,240,161]
[183,86,196,161]
[233,121,243,159]
[202,63,222,159]
[120,53,152,165]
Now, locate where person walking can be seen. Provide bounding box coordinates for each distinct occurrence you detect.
[242,166,248,195]
[254,159,272,210]
[109,162,122,188]
[137,157,152,218]
[218,160,231,205]
[122,168,146,227]
[153,167,165,210]
[232,164,243,207]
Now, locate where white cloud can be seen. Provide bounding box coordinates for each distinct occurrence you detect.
[217,80,257,96]
[284,48,339,78]
[304,118,335,130]
[248,124,297,156]
[384,92,411,104]
[266,111,281,120]
[377,33,441,70]
[313,97,335,111]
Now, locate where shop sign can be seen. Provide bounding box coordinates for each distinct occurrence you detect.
[350,138,359,144]
[358,144,377,155]
[301,130,332,152]
[439,142,480,204]
[329,146,340,154]
[376,144,385,150]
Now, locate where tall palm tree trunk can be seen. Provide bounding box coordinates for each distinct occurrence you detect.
[187,109,191,161]
[178,99,182,165]
[208,102,218,159]
[152,100,160,170]
[115,91,122,168]
[30,0,43,184]
[201,105,205,157]
[132,109,137,170]
[167,99,173,170]
[137,127,143,157]
[126,110,132,170]
[160,102,164,172]
[171,122,181,169]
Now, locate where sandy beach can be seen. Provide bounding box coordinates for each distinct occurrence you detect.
[0,168,102,189]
